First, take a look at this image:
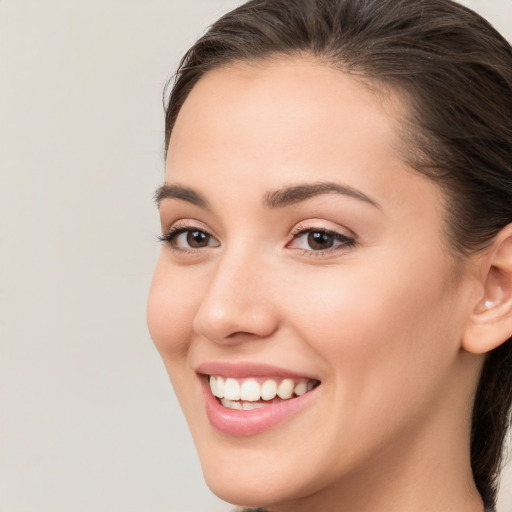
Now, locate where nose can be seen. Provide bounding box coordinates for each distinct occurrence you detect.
[192,249,279,344]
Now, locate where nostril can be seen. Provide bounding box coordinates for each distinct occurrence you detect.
[192,298,279,345]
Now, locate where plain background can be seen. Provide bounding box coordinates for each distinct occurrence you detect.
[0,1,511,511]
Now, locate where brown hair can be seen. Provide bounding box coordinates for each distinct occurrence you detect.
[164,0,512,509]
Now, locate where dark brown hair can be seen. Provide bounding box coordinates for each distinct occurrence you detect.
[164,0,512,509]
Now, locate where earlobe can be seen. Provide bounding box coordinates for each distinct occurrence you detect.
[462,224,512,355]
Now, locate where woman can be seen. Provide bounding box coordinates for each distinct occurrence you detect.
[147,0,512,511]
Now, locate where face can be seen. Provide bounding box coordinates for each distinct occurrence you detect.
[148,59,479,510]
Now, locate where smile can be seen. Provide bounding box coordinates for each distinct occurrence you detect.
[209,376,319,410]
[199,368,321,436]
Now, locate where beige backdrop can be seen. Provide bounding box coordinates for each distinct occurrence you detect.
[0,1,510,511]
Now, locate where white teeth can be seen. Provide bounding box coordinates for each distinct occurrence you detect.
[221,398,242,410]
[242,401,266,410]
[240,379,261,402]
[294,381,307,396]
[221,398,266,410]
[210,376,217,396]
[277,378,294,399]
[209,375,318,405]
[223,378,241,400]
[261,379,277,400]
[216,376,225,398]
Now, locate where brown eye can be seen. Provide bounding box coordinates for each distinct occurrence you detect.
[187,230,210,248]
[307,231,334,250]
[288,227,356,254]
[159,227,220,250]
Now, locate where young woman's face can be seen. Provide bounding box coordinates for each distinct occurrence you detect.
[148,60,479,509]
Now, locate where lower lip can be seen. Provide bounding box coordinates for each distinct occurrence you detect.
[201,377,317,436]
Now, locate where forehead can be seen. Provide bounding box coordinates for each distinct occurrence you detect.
[170,58,403,145]
[166,60,428,208]
[168,59,406,181]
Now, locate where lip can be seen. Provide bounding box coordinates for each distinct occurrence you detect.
[196,361,318,380]
[197,363,320,437]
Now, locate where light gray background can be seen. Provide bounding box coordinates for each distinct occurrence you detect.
[0,1,511,511]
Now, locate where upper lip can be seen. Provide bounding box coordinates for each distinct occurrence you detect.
[196,361,320,381]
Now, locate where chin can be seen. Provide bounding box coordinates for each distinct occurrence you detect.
[195,436,328,510]
[196,444,277,506]
[206,482,271,510]
[203,468,297,510]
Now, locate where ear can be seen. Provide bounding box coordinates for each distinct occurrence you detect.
[462,224,512,354]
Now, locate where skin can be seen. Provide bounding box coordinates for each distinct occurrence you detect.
[147,59,487,512]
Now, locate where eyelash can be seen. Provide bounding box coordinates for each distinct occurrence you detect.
[289,225,356,256]
[157,223,219,253]
[158,224,356,256]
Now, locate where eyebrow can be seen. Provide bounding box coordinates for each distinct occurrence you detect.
[154,181,379,210]
[264,182,380,209]
[154,184,210,209]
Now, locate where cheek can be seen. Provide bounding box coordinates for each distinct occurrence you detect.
[288,252,460,406]
[273,255,464,470]
[147,258,209,417]
[147,257,197,358]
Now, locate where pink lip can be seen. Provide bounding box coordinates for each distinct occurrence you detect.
[196,361,317,380]
[199,373,319,437]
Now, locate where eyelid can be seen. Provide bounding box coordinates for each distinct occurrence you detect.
[287,222,357,255]
[160,218,208,234]
[158,220,220,251]
[289,220,356,241]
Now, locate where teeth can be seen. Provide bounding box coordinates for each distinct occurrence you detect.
[223,378,241,400]
[209,376,217,396]
[242,401,266,410]
[210,376,226,398]
[221,398,267,410]
[261,379,277,400]
[221,398,243,410]
[216,376,225,398]
[277,378,294,399]
[209,375,318,404]
[240,379,261,401]
[294,381,307,396]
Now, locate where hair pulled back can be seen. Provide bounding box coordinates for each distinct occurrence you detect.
[164,1,512,509]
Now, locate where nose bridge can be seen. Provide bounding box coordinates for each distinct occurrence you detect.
[192,243,277,343]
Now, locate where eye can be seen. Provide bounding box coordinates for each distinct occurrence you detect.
[159,226,220,250]
[289,227,355,253]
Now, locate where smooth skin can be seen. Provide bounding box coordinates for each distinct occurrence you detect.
[148,59,512,512]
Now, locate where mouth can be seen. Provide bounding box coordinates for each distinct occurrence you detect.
[197,365,321,436]
[208,375,320,410]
